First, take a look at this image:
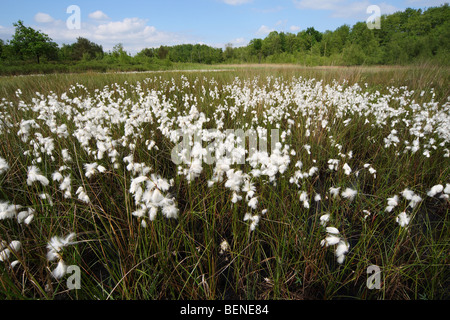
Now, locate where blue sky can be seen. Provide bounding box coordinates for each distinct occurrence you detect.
[0,0,447,53]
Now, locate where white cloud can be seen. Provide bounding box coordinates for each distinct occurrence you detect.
[33,17,195,54]
[293,0,342,10]
[332,0,370,18]
[221,0,253,5]
[405,0,448,6]
[230,37,248,47]
[377,3,400,16]
[97,18,151,35]
[34,13,54,23]
[290,25,301,32]
[293,0,400,19]
[0,25,14,40]
[3,15,195,52]
[256,25,275,36]
[88,10,109,20]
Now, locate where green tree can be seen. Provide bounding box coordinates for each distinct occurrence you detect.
[224,43,234,61]
[348,22,382,64]
[0,39,4,60]
[70,37,103,60]
[157,46,169,60]
[249,38,263,63]
[306,27,322,43]
[262,31,282,57]
[233,45,251,62]
[111,43,131,63]
[320,30,333,56]
[342,43,366,65]
[297,27,322,53]
[330,25,350,55]
[285,33,300,54]
[10,20,58,63]
[59,44,72,61]
[138,48,156,58]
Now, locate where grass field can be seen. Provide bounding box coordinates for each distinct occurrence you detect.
[0,64,448,300]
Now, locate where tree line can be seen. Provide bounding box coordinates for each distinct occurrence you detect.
[0,4,448,73]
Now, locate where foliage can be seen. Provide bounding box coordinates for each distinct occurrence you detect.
[9,20,58,64]
[61,37,104,61]
[0,5,449,75]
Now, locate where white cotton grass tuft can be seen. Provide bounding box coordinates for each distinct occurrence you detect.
[329,187,341,199]
[427,184,443,197]
[161,200,179,219]
[401,188,422,208]
[244,213,260,232]
[335,241,350,264]
[61,149,72,162]
[319,214,330,226]
[385,195,399,212]
[51,260,68,279]
[6,240,21,253]
[247,196,258,210]
[0,247,10,262]
[46,233,76,261]
[242,180,256,199]
[341,188,357,201]
[396,211,411,228]
[299,191,309,208]
[52,171,63,182]
[84,163,98,178]
[76,186,91,204]
[84,162,106,178]
[59,175,72,199]
[219,239,230,255]
[231,192,242,203]
[148,206,158,221]
[364,163,377,178]
[328,159,339,171]
[363,210,371,220]
[0,201,21,221]
[27,166,49,186]
[0,157,9,175]
[408,194,422,209]
[17,208,35,225]
[39,192,54,207]
[326,227,340,235]
[343,163,352,175]
[401,189,415,200]
[129,173,179,223]
[0,240,22,268]
[320,218,350,264]
[441,183,450,199]
[321,235,340,247]
[46,233,76,279]
[444,184,450,195]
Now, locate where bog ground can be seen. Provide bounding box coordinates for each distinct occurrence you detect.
[0,65,448,300]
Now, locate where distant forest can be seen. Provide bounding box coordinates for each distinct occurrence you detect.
[0,4,448,74]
